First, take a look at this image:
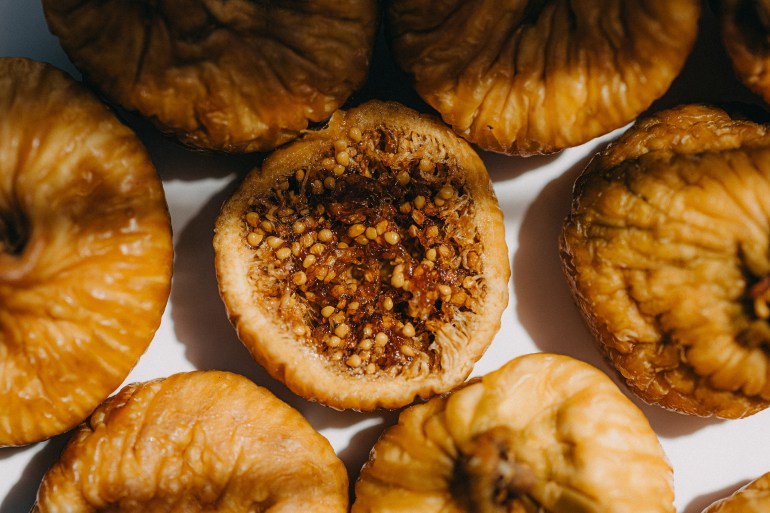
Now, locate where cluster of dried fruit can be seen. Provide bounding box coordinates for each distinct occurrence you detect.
[6,0,770,510]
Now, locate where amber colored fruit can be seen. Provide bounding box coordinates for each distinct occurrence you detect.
[716,0,770,105]
[214,100,509,411]
[701,472,770,513]
[352,353,674,513]
[32,371,348,513]
[561,103,770,418]
[386,0,700,156]
[0,58,173,446]
[42,0,378,153]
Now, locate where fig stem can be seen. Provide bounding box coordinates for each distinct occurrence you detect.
[750,275,770,320]
[459,426,536,513]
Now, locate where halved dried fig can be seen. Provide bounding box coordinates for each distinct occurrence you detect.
[352,353,674,513]
[33,370,348,512]
[702,472,770,513]
[214,100,509,410]
[0,57,173,446]
[561,103,770,418]
[386,0,701,156]
[42,0,378,153]
[715,0,770,105]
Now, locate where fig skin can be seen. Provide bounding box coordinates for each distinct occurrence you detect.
[0,58,173,447]
[561,103,770,418]
[352,353,674,513]
[701,472,770,513]
[386,0,701,156]
[214,100,510,411]
[715,0,770,105]
[42,0,379,153]
[32,371,349,513]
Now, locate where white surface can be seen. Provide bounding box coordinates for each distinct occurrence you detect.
[2,3,770,512]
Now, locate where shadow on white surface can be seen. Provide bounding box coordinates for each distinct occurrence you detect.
[0,433,70,513]
[681,479,751,513]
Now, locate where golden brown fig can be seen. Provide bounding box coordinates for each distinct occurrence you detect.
[715,0,770,105]
[561,103,770,418]
[42,0,378,153]
[33,370,348,513]
[386,0,701,156]
[0,57,173,446]
[352,353,674,513]
[214,100,509,411]
[701,472,770,513]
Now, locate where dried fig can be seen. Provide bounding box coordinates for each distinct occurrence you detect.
[42,0,378,153]
[352,353,674,513]
[561,103,770,418]
[213,100,509,411]
[0,58,173,446]
[715,0,770,105]
[33,370,348,513]
[701,472,770,513]
[386,0,701,156]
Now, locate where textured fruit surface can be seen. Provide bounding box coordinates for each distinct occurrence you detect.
[214,100,509,410]
[353,353,674,513]
[43,0,378,152]
[0,57,173,446]
[717,0,770,105]
[387,0,700,155]
[561,103,770,418]
[33,371,349,513]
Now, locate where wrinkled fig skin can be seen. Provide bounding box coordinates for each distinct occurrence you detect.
[0,58,173,447]
[42,0,378,153]
[561,104,770,419]
[386,0,700,156]
[33,371,349,513]
[353,353,674,513]
[701,472,770,513]
[717,0,770,105]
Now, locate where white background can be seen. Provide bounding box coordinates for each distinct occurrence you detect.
[2,2,770,512]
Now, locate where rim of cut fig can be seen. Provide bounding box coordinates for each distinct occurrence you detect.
[386,0,701,156]
[42,0,379,153]
[33,371,349,513]
[214,100,509,411]
[353,353,674,513]
[0,57,173,446]
[561,103,770,418]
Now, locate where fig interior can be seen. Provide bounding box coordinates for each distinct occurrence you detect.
[242,125,486,377]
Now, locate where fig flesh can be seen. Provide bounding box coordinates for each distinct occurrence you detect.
[214,100,509,410]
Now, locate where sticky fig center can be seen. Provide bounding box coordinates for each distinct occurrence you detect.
[740,274,770,349]
[455,426,535,513]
